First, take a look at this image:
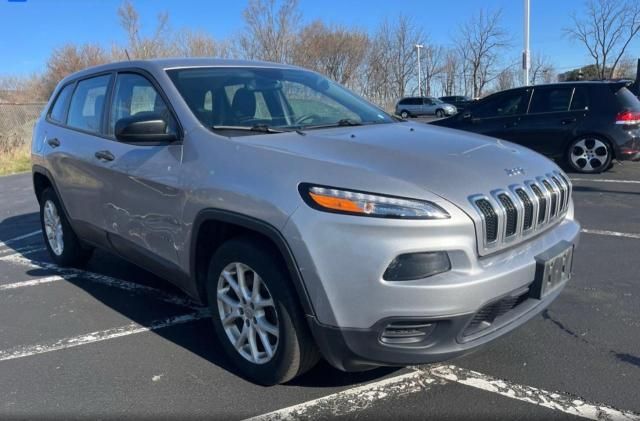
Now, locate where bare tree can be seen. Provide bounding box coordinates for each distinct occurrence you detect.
[240,0,301,63]
[172,29,233,57]
[420,44,443,96]
[41,44,110,97]
[495,66,518,92]
[292,21,368,87]
[530,53,556,84]
[565,0,640,79]
[438,49,461,97]
[117,0,170,59]
[372,15,423,101]
[456,9,510,98]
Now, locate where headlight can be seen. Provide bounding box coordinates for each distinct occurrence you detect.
[299,184,450,219]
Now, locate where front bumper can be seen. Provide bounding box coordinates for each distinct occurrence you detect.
[308,276,567,371]
[284,198,580,370]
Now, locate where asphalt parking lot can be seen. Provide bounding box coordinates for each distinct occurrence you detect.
[0,163,639,420]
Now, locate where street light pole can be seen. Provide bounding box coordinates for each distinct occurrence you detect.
[417,46,421,96]
[523,0,530,86]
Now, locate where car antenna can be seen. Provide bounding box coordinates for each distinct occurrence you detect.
[124,49,131,61]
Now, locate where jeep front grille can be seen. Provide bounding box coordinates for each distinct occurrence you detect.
[471,171,571,256]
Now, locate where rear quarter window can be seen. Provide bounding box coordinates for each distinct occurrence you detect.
[48,83,74,123]
[615,87,640,111]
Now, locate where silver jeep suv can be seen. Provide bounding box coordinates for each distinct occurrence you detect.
[31,59,580,385]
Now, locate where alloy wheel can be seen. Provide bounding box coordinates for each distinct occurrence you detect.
[570,138,610,172]
[43,200,64,256]
[216,262,279,364]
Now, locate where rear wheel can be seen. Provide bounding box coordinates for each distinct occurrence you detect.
[400,110,410,119]
[39,188,92,266]
[206,237,319,385]
[566,136,612,174]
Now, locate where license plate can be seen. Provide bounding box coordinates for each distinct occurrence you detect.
[532,243,574,299]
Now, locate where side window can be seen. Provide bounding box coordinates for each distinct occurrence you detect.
[570,87,589,111]
[529,88,573,114]
[48,83,74,124]
[474,91,529,119]
[66,75,110,133]
[108,73,177,136]
[398,98,409,105]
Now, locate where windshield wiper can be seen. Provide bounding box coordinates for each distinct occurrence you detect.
[301,119,365,130]
[211,124,306,136]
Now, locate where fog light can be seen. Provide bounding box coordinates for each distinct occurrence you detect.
[383,251,451,281]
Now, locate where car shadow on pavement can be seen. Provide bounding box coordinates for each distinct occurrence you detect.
[1,212,400,388]
[572,185,640,196]
[0,212,41,251]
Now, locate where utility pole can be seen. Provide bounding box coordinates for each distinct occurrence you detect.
[416,44,424,96]
[522,0,530,86]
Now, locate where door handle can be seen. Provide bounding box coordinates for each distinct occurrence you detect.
[94,150,115,162]
[561,118,577,125]
[47,138,60,148]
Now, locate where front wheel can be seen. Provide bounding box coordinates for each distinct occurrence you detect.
[206,237,319,385]
[435,109,445,118]
[566,137,612,174]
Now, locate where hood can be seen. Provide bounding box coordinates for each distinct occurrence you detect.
[237,121,562,213]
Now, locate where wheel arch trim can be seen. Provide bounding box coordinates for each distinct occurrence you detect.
[190,208,316,317]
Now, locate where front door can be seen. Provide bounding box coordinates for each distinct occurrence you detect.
[100,71,186,278]
[459,89,531,141]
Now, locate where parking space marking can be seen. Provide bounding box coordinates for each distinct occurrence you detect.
[0,274,77,291]
[248,365,640,421]
[427,365,640,421]
[581,228,640,240]
[570,178,640,185]
[0,230,41,248]
[0,253,199,308]
[0,246,46,259]
[245,370,444,421]
[0,311,209,362]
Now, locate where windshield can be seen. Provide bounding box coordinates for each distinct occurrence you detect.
[432,98,444,104]
[167,67,394,133]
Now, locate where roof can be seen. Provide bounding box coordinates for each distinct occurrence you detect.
[59,58,304,85]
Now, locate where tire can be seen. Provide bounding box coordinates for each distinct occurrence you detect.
[400,110,410,119]
[39,188,93,267]
[566,136,613,174]
[435,109,445,118]
[206,237,319,385]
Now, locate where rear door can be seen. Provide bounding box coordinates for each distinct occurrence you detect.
[512,86,586,157]
[454,89,530,140]
[44,73,114,246]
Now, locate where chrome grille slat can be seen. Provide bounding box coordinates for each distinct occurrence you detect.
[470,172,572,256]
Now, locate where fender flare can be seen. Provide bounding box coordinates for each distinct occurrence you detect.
[190,209,316,317]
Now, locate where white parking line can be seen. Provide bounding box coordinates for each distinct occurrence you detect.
[0,246,46,259]
[581,228,640,240]
[0,230,41,248]
[0,253,199,308]
[0,274,77,291]
[427,365,640,421]
[570,178,640,185]
[0,311,209,362]
[244,370,443,421]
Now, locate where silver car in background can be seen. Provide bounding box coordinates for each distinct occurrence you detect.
[32,59,579,385]
[396,96,457,118]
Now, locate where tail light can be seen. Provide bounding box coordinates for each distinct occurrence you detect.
[615,110,640,125]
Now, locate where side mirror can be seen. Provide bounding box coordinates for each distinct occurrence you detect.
[115,112,178,144]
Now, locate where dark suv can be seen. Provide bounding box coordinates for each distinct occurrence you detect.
[432,82,640,173]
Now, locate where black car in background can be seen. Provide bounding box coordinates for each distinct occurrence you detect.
[439,95,474,112]
[432,82,640,173]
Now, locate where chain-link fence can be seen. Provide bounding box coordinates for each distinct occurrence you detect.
[0,103,45,153]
